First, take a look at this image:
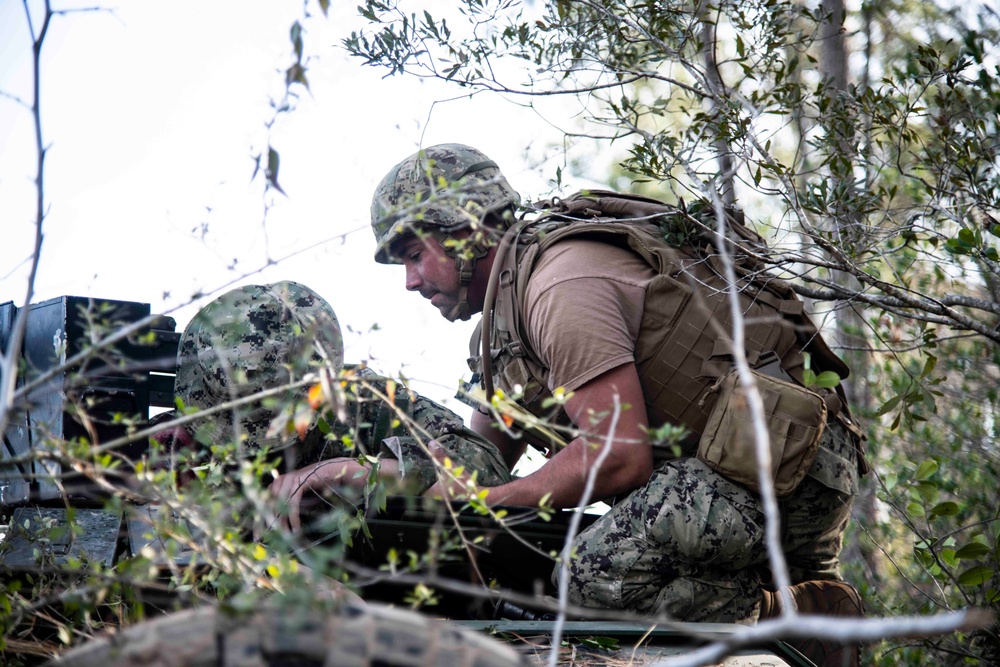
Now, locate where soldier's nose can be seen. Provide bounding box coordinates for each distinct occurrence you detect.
[404,264,423,291]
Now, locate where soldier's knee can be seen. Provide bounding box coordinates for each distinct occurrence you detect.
[646,460,764,567]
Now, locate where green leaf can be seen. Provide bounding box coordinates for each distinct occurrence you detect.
[958,565,994,586]
[883,472,897,492]
[815,371,841,388]
[802,368,817,387]
[955,543,991,560]
[914,481,939,503]
[578,636,620,650]
[906,501,925,517]
[290,21,303,60]
[266,147,286,195]
[915,459,938,481]
[920,354,937,379]
[958,228,976,245]
[946,238,969,254]
[929,501,961,517]
[875,393,903,416]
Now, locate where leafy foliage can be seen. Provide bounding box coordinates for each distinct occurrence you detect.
[4,0,1000,664]
[343,0,1000,663]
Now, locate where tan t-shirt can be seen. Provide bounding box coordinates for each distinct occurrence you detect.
[522,238,657,393]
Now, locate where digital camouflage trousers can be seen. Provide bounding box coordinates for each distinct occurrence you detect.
[561,422,858,623]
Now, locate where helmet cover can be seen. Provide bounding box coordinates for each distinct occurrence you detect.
[371,143,520,264]
[174,281,342,456]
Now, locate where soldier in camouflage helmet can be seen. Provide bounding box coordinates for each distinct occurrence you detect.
[371,143,520,322]
[173,281,344,460]
[372,144,864,664]
[165,281,512,533]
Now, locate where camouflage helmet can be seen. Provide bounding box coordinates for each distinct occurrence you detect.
[174,281,342,457]
[371,143,521,264]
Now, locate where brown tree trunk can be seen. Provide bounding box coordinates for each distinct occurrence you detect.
[817,0,884,586]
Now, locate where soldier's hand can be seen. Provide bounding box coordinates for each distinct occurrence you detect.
[148,424,198,487]
[266,459,356,533]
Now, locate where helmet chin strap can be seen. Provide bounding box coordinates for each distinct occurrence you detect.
[443,234,492,322]
[445,283,474,322]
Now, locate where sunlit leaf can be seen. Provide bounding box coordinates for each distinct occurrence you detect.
[883,472,897,492]
[293,405,313,440]
[308,383,324,409]
[815,371,841,388]
[915,459,938,481]
[386,379,397,401]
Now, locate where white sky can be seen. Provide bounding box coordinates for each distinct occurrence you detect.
[0,0,597,422]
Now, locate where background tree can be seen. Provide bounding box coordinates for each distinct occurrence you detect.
[345,0,1000,664]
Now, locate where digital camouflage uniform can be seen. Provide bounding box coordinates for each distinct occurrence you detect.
[564,423,857,622]
[171,281,511,494]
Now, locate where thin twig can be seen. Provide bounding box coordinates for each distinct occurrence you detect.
[549,395,623,667]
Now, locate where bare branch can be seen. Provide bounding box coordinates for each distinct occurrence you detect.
[659,609,994,667]
[550,395,622,667]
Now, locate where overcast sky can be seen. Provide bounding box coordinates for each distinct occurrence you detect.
[0,0,595,421]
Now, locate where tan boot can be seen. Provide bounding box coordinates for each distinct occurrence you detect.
[758,580,864,667]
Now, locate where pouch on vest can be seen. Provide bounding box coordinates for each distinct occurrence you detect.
[697,368,827,497]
